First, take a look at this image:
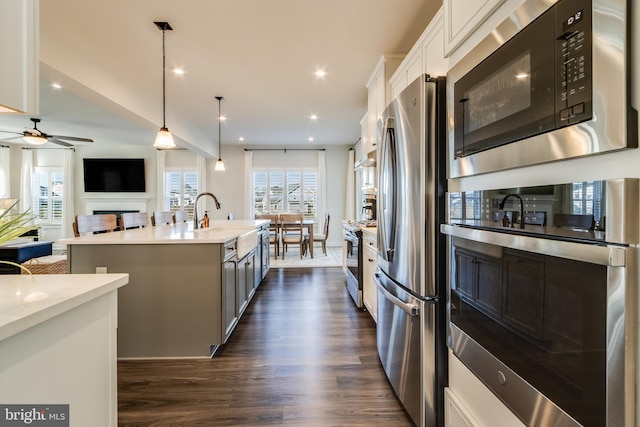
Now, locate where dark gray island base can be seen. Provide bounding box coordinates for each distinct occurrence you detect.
[63,222,267,358]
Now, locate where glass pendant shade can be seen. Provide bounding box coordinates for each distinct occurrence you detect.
[23,135,47,145]
[214,158,225,171]
[153,126,175,148]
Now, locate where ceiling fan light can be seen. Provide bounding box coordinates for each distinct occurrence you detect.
[23,135,47,145]
[153,127,176,148]
[214,158,226,171]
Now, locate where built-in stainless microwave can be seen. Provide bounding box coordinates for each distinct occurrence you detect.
[447,0,637,178]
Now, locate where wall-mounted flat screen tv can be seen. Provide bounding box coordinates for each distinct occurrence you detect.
[83,158,146,192]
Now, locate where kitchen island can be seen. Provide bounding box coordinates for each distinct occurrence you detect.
[0,273,128,426]
[59,220,268,358]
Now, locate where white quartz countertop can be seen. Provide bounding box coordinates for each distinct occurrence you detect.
[58,220,269,246]
[0,273,129,342]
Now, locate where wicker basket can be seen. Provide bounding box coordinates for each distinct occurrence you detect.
[21,255,68,274]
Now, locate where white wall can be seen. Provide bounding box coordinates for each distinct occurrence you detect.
[6,142,349,247]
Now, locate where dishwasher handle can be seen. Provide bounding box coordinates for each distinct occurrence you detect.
[374,273,420,317]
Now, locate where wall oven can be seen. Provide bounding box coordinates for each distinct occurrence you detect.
[442,178,638,427]
[447,0,636,177]
[343,221,363,308]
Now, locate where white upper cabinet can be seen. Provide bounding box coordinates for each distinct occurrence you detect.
[0,0,39,114]
[389,8,447,100]
[443,0,505,56]
[359,112,368,160]
[365,55,404,155]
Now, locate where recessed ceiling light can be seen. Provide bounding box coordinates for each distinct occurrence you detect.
[51,83,62,89]
[173,68,185,75]
[308,137,314,142]
[238,137,245,142]
[309,114,318,121]
[220,115,227,122]
[314,69,326,78]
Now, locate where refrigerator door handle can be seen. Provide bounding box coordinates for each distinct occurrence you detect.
[375,273,420,316]
[379,116,398,262]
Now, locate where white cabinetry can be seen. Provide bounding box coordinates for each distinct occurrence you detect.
[362,229,378,322]
[390,8,447,100]
[447,350,525,427]
[445,388,480,427]
[359,112,368,160]
[366,55,404,154]
[0,0,38,113]
[443,0,505,56]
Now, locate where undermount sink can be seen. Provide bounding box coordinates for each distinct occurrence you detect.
[236,229,258,259]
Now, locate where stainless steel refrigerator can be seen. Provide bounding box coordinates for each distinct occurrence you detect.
[375,74,447,427]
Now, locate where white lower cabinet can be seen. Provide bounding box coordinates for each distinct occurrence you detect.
[447,350,525,427]
[362,231,377,322]
[445,388,480,427]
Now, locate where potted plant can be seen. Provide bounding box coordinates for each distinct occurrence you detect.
[0,199,38,273]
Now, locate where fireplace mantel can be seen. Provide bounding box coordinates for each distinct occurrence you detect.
[80,195,151,215]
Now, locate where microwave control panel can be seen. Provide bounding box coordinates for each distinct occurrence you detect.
[555,0,592,126]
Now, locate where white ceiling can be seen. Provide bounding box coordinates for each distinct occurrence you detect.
[0,0,440,157]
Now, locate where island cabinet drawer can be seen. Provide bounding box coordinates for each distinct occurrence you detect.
[223,240,237,262]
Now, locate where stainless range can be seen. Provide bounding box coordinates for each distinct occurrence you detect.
[342,220,376,308]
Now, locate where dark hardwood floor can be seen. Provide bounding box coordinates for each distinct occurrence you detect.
[118,267,414,426]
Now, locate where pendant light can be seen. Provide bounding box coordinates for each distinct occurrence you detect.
[214,96,226,171]
[153,21,175,149]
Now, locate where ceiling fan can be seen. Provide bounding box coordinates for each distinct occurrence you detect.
[0,118,93,147]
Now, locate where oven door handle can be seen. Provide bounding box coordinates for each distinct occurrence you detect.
[375,273,420,316]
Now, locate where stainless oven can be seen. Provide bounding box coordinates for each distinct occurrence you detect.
[442,178,638,427]
[343,222,363,308]
[447,0,636,178]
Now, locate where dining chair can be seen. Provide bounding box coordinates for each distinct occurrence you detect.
[255,213,280,258]
[120,212,149,230]
[279,213,308,259]
[73,214,117,237]
[174,210,189,223]
[312,212,330,255]
[151,211,175,226]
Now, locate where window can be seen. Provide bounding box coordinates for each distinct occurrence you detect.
[33,167,63,224]
[252,168,318,219]
[449,190,482,220]
[572,181,604,220]
[164,170,198,219]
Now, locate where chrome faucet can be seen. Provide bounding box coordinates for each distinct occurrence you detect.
[498,193,525,229]
[194,192,222,229]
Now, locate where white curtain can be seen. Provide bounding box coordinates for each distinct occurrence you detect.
[345,149,355,219]
[156,150,166,211]
[197,154,208,217]
[244,150,253,219]
[20,149,33,214]
[61,149,75,238]
[317,150,327,224]
[0,146,10,198]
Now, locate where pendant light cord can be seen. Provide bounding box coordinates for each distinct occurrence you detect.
[216,96,224,159]
[162,27,167,128]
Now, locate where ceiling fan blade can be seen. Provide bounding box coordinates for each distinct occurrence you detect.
[0,130,22,136]
[51,135,93,143]
[47,137,74,147]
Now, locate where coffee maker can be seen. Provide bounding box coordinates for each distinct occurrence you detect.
[361,195,376,221]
